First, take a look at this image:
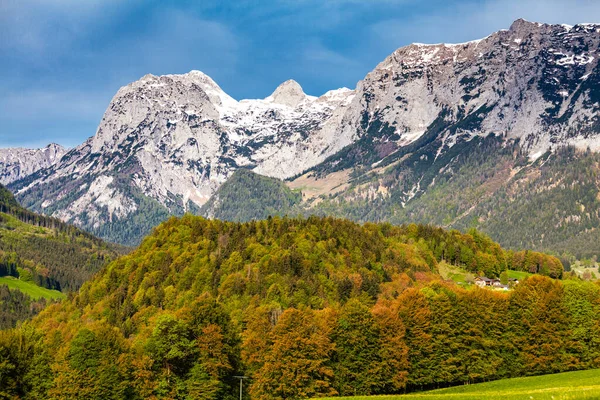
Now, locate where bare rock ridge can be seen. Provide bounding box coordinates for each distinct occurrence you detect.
[0,143,66,185]
[268,79,310,107]
[8,19,600,245]
[329,18,600,171]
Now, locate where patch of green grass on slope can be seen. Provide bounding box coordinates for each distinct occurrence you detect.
[317,368,600,400]
[437,261,474,284]
[507,270,532,280]
[0,277,65,300]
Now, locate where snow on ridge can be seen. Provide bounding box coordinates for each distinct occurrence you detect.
[12,17,600,234]
[411,37,486,48]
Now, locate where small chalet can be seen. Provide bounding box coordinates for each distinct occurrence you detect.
[492,280,510,290]
[475,276,511,290]
[474,277,496,287]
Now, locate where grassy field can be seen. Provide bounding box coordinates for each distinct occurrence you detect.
[438,261,474,284]
[0,276,65,300]
[438,261,531,287]
[318,369,600,400]
[506,270,532,280]
[570,261,599,281]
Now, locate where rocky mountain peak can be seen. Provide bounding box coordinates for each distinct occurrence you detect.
[139,73,157,81]
[268,79,308,107]
[43,143,65,154]
[509,18,543,32]
[0,144,67,185]
[172,70,238,109]
[9,19,600,246]
[181,70,225,92]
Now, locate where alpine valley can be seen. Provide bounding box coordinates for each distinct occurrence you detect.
[9,19,600,258]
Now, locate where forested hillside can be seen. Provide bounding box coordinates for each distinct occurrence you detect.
[205,141,600,260]
[2,215,591,400]
[0,184,126,328]
[200,169,302,222]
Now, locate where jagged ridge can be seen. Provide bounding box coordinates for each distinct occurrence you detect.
[8,19,600,246]
[0,143,66,185]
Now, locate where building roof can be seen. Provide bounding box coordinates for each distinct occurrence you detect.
[475,277,497,282]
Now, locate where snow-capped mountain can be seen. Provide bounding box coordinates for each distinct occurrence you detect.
[320,18,600,174]
[9,19,600,245]
[0,143,66,185]
[9,71,354,241]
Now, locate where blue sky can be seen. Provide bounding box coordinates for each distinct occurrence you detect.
[2,0,600,148]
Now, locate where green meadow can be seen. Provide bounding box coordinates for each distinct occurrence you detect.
[0,276,65,300]
[506,269,532,280]
[318,369,600,400]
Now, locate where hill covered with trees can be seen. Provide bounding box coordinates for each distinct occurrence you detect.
[2,215,595,400]
[200,169,303,222]
[201,142,600,262]
[0,184,126,328]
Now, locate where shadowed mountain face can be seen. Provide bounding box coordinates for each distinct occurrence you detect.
[9,19,600,248]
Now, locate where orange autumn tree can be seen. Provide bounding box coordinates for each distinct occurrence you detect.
[509,275,575,375]
[249,308,336,400]
[371,299,409,392]
[395,287,435,389]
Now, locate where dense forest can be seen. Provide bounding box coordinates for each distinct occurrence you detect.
[0,285,49,329]
[199,138,600,261]
[1,215,590,400]
[0,184,126,327]
[307,142,600,260]
[200,169,302,222]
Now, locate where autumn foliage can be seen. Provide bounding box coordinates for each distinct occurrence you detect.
[0,215,589,400]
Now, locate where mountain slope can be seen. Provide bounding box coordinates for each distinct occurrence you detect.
[205,136,600,258]
[9,19,600,248]
[199,169,302,221]
[283,19,600,258]
[294,139,600,258]
[0,215,574,400]
[0,143,66,185]
[0,184,125,291]
[0,184,125,327]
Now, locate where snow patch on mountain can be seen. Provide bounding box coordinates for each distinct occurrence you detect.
[9,18,600,243]
[11,69,355,230]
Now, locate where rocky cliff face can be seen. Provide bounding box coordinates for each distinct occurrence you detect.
[9,19,600,245]
[315,19,600,176]
[0,144,66,185]
[10,71,354,243]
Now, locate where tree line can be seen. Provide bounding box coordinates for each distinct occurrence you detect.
[0,184,104,242]
[0,215,579,399]
[0,185,126,327]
